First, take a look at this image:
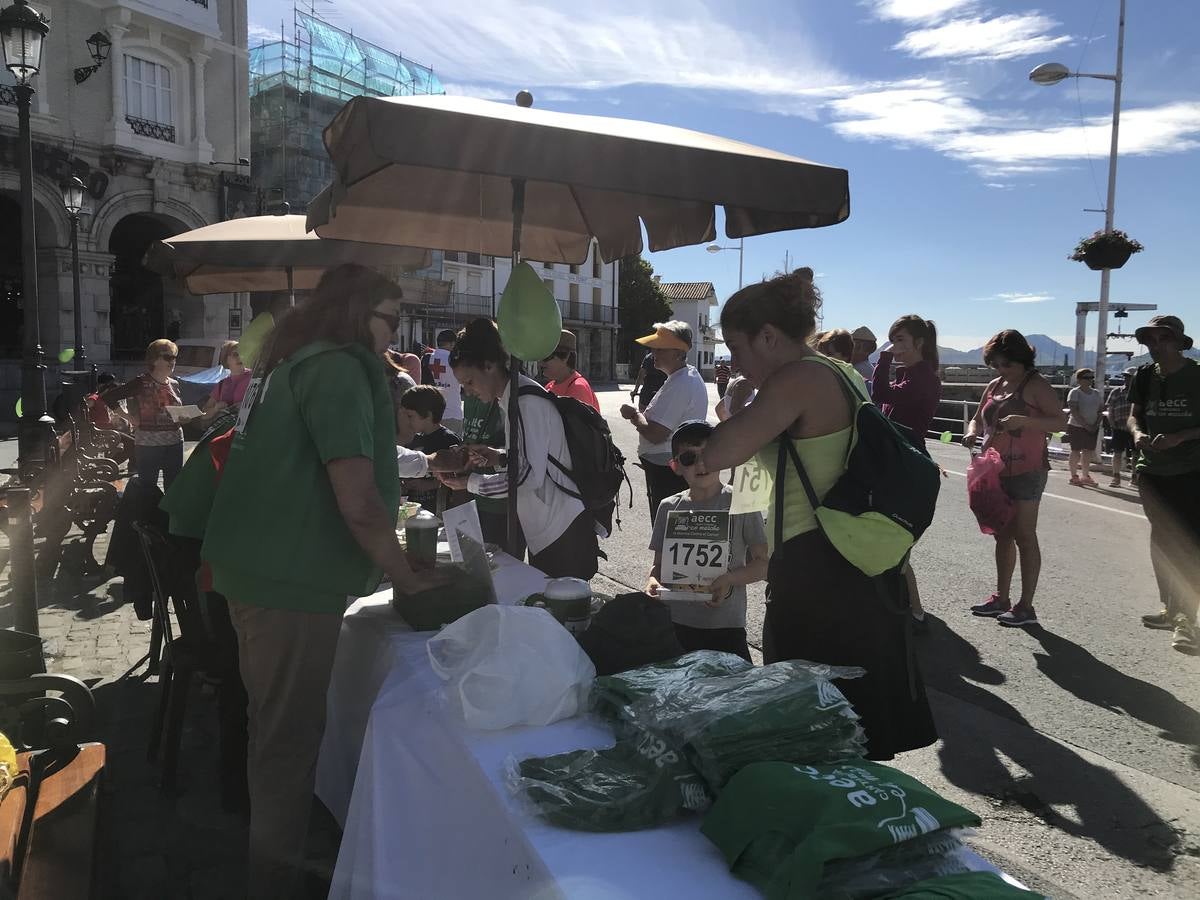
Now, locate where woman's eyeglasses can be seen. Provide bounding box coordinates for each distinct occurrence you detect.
[372,311,401,332]
[675,450,701,467]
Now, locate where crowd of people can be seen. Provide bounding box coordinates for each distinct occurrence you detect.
[77,260,1198,897]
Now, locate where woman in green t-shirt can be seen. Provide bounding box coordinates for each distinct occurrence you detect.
[202,264,450,899]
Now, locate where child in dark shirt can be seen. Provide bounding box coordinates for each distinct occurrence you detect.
[400,385,461,512]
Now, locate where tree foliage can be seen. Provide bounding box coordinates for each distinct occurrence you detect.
[617,256,672,364]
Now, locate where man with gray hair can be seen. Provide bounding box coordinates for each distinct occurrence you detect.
[620,321,710,515]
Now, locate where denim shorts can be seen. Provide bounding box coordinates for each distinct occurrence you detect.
[1001,468,1049,502]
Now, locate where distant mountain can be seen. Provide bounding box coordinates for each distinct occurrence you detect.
[1127,348,1200,368]
[937,334,1088,368]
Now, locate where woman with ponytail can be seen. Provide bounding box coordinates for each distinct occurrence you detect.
[873,315,942,446]
[699,268,937,761]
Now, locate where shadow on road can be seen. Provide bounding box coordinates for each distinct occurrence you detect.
[1075,485,1146,507]
[919,617,1185,872]
[1027,627,1200,770]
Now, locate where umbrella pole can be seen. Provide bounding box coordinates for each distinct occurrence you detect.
[287,265,295,307]
[506,178,526,558]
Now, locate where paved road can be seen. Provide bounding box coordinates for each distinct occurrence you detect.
[595,383,1200,899]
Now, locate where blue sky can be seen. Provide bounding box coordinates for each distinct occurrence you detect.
[249,0,1200,353]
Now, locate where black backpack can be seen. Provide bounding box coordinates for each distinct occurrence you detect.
[518,384,631,535]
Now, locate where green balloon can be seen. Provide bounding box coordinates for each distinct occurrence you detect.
[497,261,563,361]
[57,348,75,363]
[14,397,22,417]
[940,430,953,443]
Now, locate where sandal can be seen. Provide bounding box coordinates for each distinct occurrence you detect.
[1069,475,1081,485]
[1081,477,1098,487]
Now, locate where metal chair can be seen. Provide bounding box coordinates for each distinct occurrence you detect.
[131,521,204,792]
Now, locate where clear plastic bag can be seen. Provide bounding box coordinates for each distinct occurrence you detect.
[505,730,713,833]
[427,605,596,730]
[510,653,867,831]
[815,829,975,899]
[620,656,868,790]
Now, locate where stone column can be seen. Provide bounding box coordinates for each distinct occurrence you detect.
[105,19,132,144]
[190,49,212,159]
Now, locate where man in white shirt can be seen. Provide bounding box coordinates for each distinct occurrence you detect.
[619,321,710,515]
[423,329,464,436]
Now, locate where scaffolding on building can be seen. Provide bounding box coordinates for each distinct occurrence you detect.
[248,3,443,212]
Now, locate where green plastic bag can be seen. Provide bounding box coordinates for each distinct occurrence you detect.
[879,872,1044,898]
[702,761,982,900]
[512,729,710,832]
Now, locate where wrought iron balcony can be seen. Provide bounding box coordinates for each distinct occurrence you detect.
[558,300,616,324]
[125,116,176,143]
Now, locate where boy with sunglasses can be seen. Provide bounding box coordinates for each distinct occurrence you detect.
[646,421,768,661]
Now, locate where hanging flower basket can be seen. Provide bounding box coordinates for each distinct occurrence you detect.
[1069,230,1144,271]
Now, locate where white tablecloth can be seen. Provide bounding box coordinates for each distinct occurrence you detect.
[317,555,1018,900]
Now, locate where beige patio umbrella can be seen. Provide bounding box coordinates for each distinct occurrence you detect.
[308,92,850,553]
[144,213,432,296]
[307,94,849,264]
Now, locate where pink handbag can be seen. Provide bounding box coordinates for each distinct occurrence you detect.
[966,448,1014,535]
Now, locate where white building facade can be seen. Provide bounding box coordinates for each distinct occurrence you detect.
[1,0,249,419]
[658,281,718,380]
[422,243,619,383]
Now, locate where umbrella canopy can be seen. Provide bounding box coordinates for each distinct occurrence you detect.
[307,94,849,264]
[144,214,432,295]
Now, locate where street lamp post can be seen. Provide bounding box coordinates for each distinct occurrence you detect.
[1030,0,1126,384]
[63,176,86,372]
[706,237,744,290]
[1,0,49,639]
[0,0,53,483]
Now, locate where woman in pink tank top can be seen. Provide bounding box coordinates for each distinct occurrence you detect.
[963,330,1067,628]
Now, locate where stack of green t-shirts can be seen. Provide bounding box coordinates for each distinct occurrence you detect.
[513,654,867,832]
[513,728,711,832]
[879,872,1045,898]
[623,658,867,789]
[701,761,982,900]
[590,650,754,724]
[816,829,973,899]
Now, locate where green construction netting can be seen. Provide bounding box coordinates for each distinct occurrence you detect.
[250,12,443,102]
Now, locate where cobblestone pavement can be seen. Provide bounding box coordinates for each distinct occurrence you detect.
[0,483,338,899]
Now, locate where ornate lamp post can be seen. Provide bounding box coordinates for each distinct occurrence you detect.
[0,0,49,637]
[63,176,87,372]
[0,0,54,483]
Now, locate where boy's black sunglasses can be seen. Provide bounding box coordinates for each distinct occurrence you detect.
[675,450,701,467]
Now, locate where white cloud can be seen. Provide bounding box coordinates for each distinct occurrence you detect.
[336,0,849,100]
[999,292,1054,304]
[826,79,988,141]
[945,102,1200,165]
[826,78,1200,175]
[248,23,282,45]
[866,0,975,23]
[895,14,1072,61]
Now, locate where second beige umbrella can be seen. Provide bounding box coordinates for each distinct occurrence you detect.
[144,213,432,295]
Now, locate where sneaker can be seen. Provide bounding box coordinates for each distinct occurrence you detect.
[971,594,1011,617]
[1172,618,1199,655]
[998,605,1039,628]
[1142,609,1176,630]
[1109,478,1122,488]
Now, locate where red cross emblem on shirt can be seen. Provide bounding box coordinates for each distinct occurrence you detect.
[429,356,446,380]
